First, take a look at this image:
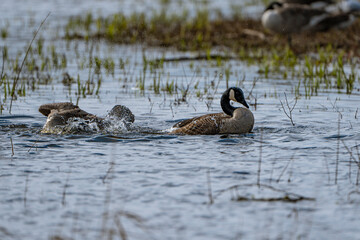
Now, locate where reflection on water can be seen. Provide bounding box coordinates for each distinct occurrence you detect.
[1,0,360,240]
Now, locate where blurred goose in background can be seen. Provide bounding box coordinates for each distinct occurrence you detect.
[281,0,360,13]
[170,87,254,135]
[39,102,134,133]
[261,1,357,44]
[280,0,336,8]
[340,0,360,13]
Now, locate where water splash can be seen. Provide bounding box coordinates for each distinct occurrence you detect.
[40,115,135,134]
[101,115,132,134]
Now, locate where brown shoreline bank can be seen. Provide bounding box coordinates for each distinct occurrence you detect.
[65,11,360,55]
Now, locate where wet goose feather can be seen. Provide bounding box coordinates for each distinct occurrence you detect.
[39,102,134,133]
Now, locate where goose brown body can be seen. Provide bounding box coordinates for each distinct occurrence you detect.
[170,87,254,135]
[39,102,134,133]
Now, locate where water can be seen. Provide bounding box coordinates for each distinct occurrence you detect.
[1,0,360,239]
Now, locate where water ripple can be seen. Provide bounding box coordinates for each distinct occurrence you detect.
[0,115,35,119]
[324,134,349,139]
[86,135,125,143]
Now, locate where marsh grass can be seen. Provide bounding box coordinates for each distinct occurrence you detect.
[64,10,266,51]
[154,47,358,97]
[1,27,8,39]
[65,8,360,55]
[1,5,359,115]
[342,140,360,185]
[9,12,50,113]
[280,93,297,126]
[76,73,102,97]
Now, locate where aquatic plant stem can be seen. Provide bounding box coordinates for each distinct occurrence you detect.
[341,140,360,185]
[114,214,128,240]
[280,93,297,126]
[207,169,214,204]
[257,127,263,186]
[356,144,360,186]
[1,48,5,79]
[335,113,340,184]
[24,174,29,208]
[9,12,50,114]
[114,210,148,240]
[27,138,39,152]
[102,161,114,184]
[100,160,114,239]
[205,71,221,110]
[247,77,258,100]
[269,157,276,185]
[277,153,295,183]
[10,136,14,156]
[323,154,331,183]
[62,169,71,206]
[213,183,315,202]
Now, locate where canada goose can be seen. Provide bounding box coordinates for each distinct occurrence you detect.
[340,0,360,13]
[282,0,360,13]
[39,102,134,133]
[280,0,335,9]
[261,1,357,43]
[170,87,254,135]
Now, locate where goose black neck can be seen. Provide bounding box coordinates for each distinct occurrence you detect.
[221,92,236,117]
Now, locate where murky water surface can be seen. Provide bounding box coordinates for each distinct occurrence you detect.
[1,1,360,239]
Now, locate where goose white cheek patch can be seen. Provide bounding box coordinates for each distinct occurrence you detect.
[229,89,236,102]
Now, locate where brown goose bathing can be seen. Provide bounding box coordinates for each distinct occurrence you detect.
[170,87,254,135]
[39,102,134,133]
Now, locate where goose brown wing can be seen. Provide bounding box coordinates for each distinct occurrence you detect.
[173,118,196,128]
[282,4,326,17]
[279,6,327,31]
[282,0,334,4]
[54,108,94,118]
[173,113,226,128]
[312,13,352,32]
[39,102,79,116]
[47,108,98,124]
[172,113,229,135]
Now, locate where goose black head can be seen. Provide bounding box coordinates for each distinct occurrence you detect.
[264,1,283,11]
[227,87,249,108]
